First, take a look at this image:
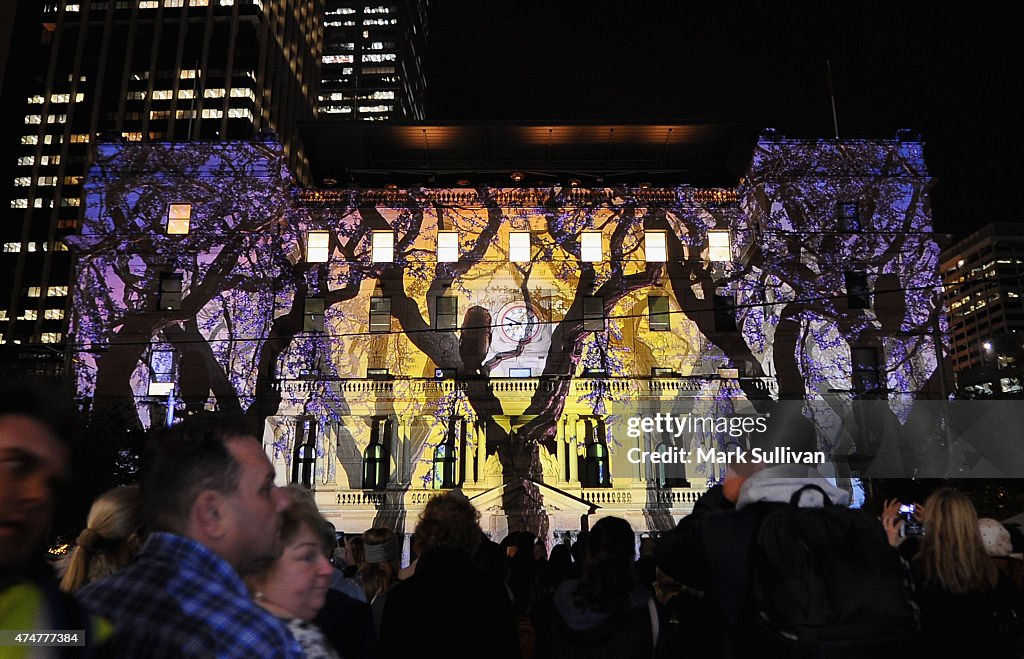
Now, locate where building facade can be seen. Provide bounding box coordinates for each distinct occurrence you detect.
[1,0,320,371]
[70,130,944,543]
[941,223,1024,397]
[317,0,427,121]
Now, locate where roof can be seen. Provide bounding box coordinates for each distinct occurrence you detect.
[298,120,753,188]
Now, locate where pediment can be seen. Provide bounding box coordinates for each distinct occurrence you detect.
[469,479,597,514]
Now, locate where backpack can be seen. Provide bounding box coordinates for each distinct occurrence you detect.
[751,484,920,656]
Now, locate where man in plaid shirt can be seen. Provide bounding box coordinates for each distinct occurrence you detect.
[78,414,303,658]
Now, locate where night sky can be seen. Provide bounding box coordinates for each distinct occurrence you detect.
[426,2,1019,241]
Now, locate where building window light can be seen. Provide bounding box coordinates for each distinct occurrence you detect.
[167,203,191,235]
[47,286,67,297]
[306,231,330,262]
[41,333,63,344]
[27,286,40,296]
[509,232,530,262]
[707,229,732,262]
[581,231,602,262]
[645,230,667,262]
[437,231,459,262]
[372,231,393,262]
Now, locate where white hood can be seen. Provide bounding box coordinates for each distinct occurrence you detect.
[736,464,851,510]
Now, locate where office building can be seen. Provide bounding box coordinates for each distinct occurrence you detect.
[318,0,427,120]
[941,223,1024,397]
[0,0,320,372]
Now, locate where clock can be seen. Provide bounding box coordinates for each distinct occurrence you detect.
[498,303,539,344]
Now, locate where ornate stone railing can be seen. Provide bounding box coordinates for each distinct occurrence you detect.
[271,375,778,400]
[335,491,386,508]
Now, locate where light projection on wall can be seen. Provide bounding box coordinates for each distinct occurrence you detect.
[69,136,946,534]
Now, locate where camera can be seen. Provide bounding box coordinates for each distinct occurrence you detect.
[899,503,925,537]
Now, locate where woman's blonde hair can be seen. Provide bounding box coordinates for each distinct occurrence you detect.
[915,488,998,595]
[60,485,144,593]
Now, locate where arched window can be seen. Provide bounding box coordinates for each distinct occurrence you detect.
[654,441,689,488]
[579,417,611,488]
[291,416,316,488]
[431,417,464,489]
[362,416,391,490]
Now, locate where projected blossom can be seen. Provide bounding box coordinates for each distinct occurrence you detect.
[69,135,943,534]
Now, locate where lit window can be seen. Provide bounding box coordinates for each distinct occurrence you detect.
[23,310,37,321]
[583,296,605,331]
[27,286,40,296]
[372,231,393,262]
[47,286,68,297]
[13,178,31,187]
[21,135,38,145]
[645,231,667,262]
[44,309,64,320]
[41,333,63,344]
[152,90,173,100]
[167,203,191,235]
[707,229,731,262]
[437,231,459,262]
[306,231,329,262]
[509,232,530,262]
[3,243,21,253]
[201,109,223,119]
[369,297,391,333]
[10,199,28,209]
[648,296,670,331]
[204,88,226,98]
[581,231,602,262]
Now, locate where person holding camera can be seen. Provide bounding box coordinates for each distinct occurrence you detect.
[882,488,1022,657]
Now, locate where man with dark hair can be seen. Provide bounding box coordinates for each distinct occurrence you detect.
[0,383,112,655]
[77,413,302,658]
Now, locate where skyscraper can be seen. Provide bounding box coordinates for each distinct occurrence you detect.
[317,0,427,121]
[0,0,320,371]
[941,222,1024,397]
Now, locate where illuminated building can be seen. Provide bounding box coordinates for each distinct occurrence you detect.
[0,0,319,373]
[941,223,1024,397]
[70,124,944,542]
[317,0,427,121]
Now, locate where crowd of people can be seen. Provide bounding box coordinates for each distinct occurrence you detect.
[2,392,1023,658]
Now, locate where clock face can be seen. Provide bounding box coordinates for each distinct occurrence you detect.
[499,304,539,343]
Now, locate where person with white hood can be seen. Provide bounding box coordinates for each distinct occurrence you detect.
[687,406,850,658]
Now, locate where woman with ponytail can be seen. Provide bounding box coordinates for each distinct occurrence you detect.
[60,485,144,593]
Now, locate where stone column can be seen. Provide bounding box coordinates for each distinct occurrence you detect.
[567,415,579,485]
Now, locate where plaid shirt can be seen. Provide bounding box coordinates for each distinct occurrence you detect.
[77,532,304,659]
